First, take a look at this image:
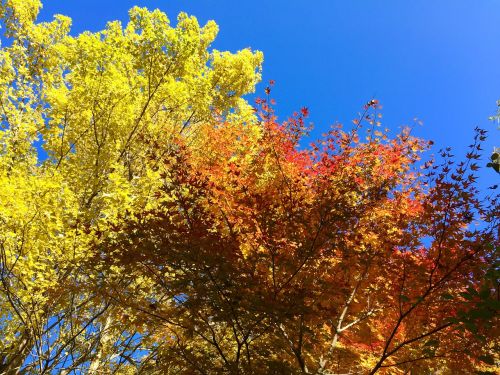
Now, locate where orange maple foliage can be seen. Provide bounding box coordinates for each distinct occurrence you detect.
[93,89,499,374]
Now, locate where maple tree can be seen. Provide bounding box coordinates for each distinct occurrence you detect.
[94,93,498,374]
[0,1,498,374]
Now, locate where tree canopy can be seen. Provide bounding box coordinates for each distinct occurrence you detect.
[0,1,498,374]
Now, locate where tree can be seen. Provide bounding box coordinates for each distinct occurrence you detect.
[94,93,499,374]
[0,1,262,373]
[0,1,498,374]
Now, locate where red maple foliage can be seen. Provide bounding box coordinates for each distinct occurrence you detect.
[94,93,499,374]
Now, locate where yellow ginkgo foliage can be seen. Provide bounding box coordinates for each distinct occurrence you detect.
[0,0,262,372]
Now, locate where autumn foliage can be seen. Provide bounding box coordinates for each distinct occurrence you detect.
[0,1,498,374]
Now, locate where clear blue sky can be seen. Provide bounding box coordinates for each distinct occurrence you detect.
[39,0,500,187]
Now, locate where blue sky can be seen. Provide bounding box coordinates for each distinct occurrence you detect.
[39,0,500,187]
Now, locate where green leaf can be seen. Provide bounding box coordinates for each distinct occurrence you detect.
[460,291,473,301]
[478,355,495,365]
[467,286,479,296]
[424,339,439,347]
[441,293,454,300]
[485,299,500,310]
[423,347,436,357]
[400,294,410,302]
[444,316,459,324]
[479,287,491,300]
[465,321,478,334]
[468,308,494,320]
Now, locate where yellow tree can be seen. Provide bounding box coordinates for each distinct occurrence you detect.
[0,0,262,372]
